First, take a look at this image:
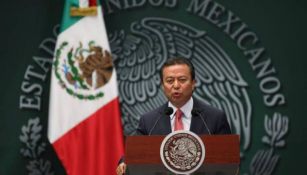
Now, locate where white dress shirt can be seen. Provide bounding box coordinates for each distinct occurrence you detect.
[168,97,193,132]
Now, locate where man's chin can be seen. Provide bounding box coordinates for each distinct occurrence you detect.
[170,100,184,108]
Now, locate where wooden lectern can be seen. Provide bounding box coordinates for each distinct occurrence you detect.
[125,135,240,175]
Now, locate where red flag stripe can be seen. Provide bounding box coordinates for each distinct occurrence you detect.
[89,0,96,6]
[53,98,124,175]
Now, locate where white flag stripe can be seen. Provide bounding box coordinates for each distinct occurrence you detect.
[79,0,89,8]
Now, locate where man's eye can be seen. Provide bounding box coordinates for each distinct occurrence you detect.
[166,79,174,84]
[179,78,187,83]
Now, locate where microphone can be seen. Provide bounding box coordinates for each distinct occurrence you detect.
[191,109,211,135]
[148,107,173,135]
[164,107,174,115]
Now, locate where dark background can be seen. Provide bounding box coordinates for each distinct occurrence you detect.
[0,0,306,174]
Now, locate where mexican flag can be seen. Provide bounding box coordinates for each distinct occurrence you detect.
[48,0,124,174]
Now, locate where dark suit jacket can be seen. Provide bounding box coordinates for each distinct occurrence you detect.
[137,98,231,135]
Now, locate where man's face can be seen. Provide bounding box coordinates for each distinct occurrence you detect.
[162,64,196,108]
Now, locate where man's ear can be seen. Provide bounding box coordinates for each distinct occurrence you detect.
[161,82,165,91]
[192,79,196,91]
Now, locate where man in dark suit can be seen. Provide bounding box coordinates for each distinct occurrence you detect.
[137,97,231,135]
[116,57,231,175]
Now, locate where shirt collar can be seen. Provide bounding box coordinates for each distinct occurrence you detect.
[168,97,193,119]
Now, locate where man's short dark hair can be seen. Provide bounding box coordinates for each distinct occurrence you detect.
[160,57,195,82]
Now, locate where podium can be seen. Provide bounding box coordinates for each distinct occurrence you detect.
[125,135,240,175]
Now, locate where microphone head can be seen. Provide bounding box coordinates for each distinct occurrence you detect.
[164,107,174,115]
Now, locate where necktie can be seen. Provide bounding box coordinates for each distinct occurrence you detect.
[174,109,184,131]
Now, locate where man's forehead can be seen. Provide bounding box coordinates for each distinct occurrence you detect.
[165,74,189,78]
[163,64,189,71]
[163,65,191,76]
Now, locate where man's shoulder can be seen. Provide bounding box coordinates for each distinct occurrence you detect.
[142,104,166,118]
[193,98,224,115]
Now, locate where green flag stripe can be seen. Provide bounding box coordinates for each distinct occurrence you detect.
[60,0,82,32]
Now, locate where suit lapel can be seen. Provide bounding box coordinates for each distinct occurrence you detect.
[190,98,209,135]
[160,112,172,134]
[156,104,172,135]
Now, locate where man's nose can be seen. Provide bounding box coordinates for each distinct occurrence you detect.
[173,80,180,88]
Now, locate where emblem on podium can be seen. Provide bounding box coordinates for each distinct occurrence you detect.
[160,130,205,174]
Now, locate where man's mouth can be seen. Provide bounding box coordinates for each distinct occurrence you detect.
[172,92,181,98]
